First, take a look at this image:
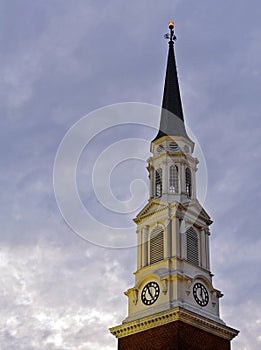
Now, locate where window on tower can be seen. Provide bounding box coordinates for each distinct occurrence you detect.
[169,165,179,193]
[185,167,192,198]
[168,141,180,152]
[150,227,164,264]
[155,168,162,197]
[186,227,199,265]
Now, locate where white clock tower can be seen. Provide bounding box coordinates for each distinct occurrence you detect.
[110,22,239,350]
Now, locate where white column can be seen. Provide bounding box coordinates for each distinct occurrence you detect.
[177,164,181,195]
[200,228,207,268]
[162,157,168,195]
[191,163,197,199]
[206,229,210,270]
[180,162,186,195]
[137,228,142,270]
[166,211,172,258]
[150,164,154,198]
[141,225,149,267]
[172,217,180,258]
[176,219,184,259]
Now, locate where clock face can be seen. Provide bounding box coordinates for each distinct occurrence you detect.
[193,282,209,307]
[141,281,160,305]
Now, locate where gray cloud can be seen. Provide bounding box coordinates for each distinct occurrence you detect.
[1,0,261,349]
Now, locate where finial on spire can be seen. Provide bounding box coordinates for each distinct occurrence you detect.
[153,20,188,142]
[164,21,176,43]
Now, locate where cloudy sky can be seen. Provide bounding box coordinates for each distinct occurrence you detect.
[1,1,261,349]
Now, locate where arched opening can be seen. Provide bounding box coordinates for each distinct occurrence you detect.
[169,165,179,193]
[185,167,192,198]
[155,168,162,197]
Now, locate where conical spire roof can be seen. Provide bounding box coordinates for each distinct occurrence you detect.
[153,22,188,141]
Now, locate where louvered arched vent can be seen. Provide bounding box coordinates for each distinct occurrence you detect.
[150,227,164,264]
[186,227,199,265]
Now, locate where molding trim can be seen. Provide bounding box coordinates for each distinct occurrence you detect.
[109,307,239,340]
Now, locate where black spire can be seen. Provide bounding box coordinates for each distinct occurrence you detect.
[153,22,188,141]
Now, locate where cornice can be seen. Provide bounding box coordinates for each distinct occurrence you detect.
[151,135,194,148]
[134,199,212,226]
[109,307,239,340]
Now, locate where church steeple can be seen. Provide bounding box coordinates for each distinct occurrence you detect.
[154,21,188,141]
[110,22,239,349]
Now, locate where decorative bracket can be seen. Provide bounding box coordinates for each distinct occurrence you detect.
[132,288,138,305]
[185,278,192,295]
[161,278,168,294]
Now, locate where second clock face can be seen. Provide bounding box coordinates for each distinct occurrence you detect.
[193,282,209,306]
[141,281,160,305]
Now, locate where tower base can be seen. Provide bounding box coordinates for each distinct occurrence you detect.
[110,307,239,350]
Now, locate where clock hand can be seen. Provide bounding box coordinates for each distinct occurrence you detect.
[200,287,203,300]
[147,287,154,300]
